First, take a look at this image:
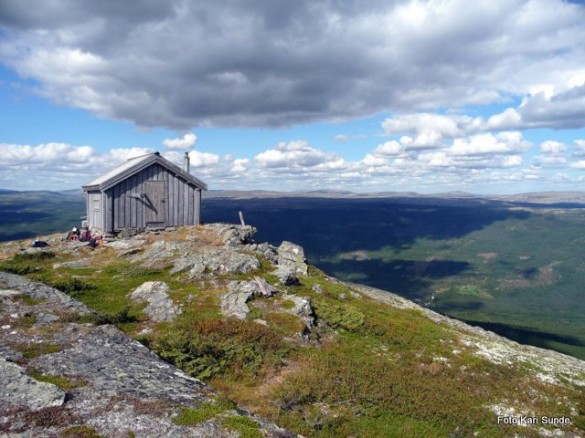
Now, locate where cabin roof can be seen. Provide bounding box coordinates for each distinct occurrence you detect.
[81,152,208,192]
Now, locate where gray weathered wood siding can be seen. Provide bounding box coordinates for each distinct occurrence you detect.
[103,163,201,231]
[86,190,106,231]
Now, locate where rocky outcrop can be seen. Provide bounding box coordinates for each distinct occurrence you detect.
[0,272,292,438]
[129,281,182,322]
[206,223,257,247]
[277,241,309,276]
[221,277,279,319]
[274,241,309,285]
[177,248,261,278]
[129,239,261,278]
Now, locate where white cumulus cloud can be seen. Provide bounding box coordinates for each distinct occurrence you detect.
[255,141,335,169]
[163,133,197,150]
[448,132,532,156]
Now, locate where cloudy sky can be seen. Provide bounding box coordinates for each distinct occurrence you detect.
[1,0,585,194]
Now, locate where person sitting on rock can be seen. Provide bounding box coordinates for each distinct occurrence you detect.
[67,227,81,241]
[79,228,92,242]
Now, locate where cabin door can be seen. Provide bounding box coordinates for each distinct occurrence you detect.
[144,181,166,227]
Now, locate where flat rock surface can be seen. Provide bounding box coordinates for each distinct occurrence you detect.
[0,272,292,438]
[0,356,65,411]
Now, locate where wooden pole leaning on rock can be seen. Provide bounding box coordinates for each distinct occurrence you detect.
[239,211,246,226]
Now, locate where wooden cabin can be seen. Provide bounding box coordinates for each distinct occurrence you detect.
[81,152,207,233]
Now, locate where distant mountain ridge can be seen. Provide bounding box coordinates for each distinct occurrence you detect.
[205,188,585,204]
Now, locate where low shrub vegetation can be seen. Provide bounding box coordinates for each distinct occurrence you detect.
[153,317,291,380]
[0,251,55,275]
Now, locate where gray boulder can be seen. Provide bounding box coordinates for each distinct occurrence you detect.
[220,288,255,320]
[0,356,66,410]
[278,241,308,276]
[207,224,257,247]
[52,258,93,269]
[251,276,279,297]
[220,277,280,320]
[255,242,279,264]
[129,281,182,322]
[274,266,300,286]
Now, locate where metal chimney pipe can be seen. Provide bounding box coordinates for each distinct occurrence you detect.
[184,151,190,173]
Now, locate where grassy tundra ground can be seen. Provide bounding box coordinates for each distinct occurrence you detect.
[1,226,583,437]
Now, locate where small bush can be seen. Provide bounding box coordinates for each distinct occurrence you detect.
[155,318,290,380]
[14,252,57,262]
[0,252,56,275]
[96,306,137,325]
[50,277,95,296]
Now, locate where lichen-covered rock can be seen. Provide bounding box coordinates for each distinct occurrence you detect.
[311,284,323,294]
[52,258,93,269]
[250,276,279,297]
[220,278,280,319]
[220,288,255,320]
[274,266,300,286]
[278,241,308,276]
[207,223,257,247]
[30,324,207,406]
[32,312,60,327]
[183,248,260,278]
[0,356,65,410]
[0,272,93,315]
[129,281,182,322]
[255,242,279,264]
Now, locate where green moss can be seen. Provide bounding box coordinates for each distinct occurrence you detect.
[281,299,296,310]
[61,425,105,438]
[14,314,37,328]
[28,370,86,390]
[173,398,236,426]
[246,306,264,321]
[11,341,61,358]
[20,295,47,306]
[173,399,261,437]
[220,415,262,438]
